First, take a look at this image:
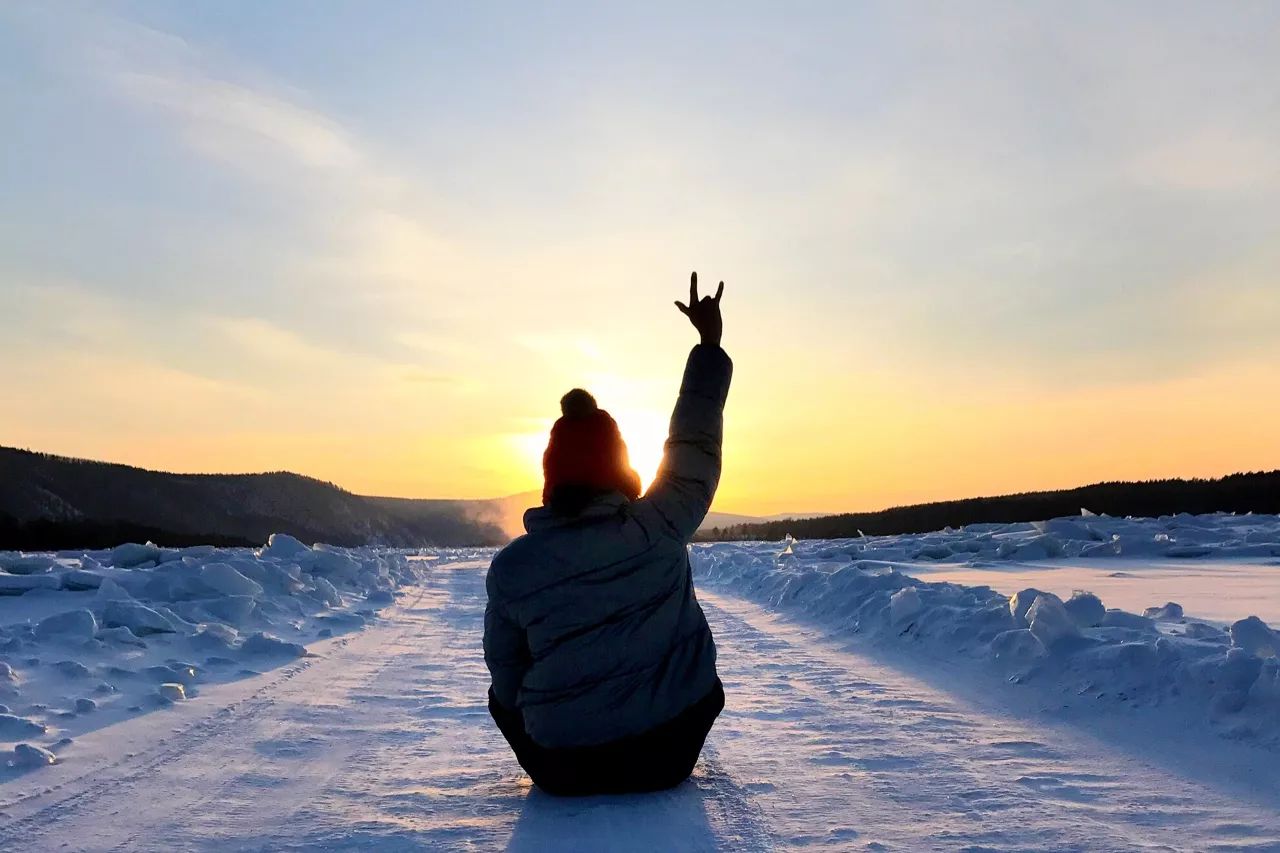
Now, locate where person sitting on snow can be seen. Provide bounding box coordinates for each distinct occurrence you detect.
[484,272,732,796]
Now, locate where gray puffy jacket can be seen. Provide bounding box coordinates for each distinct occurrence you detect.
[484,344,732,748]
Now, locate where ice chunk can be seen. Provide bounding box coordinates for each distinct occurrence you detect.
[1042,519,1096,541]
[61,569,105,590]
[0,713,46,737]
[11,743,56,768]
[192,622,238,650]
[1063,592,1106,628]
[108,542,164,568]
[1230,616,1279,658]
[1183,622,1227,641]
[157,683,186,702]
[1009,588,1056,627]
[990,629,1047,665]
[200,595,257,626]
[225,559,268,586]
[35,609,98,643]
[1080,540,1120,558]
[240,632,307,658]
[259,533,310,560]
[95,577,134,601]
[74,697,97,713]
[1210,648,1265,715]
[305,548,361,583]
[198,563,264,598]
[311,576,342,607]
[257,562,304,593]
[0,555,57,575]
[0,661,14,680]
[1143,602,1184,621]
[1219,648,1262,692]
[889,587,922,625]
[102,601,176,635]
[96,626,146,647]
[55,660,93,678]
[151,605,198,635]
[0,574,62,595]
[1027,595,1081,650]
[146,664,197,685]
[1250,660,1280,704]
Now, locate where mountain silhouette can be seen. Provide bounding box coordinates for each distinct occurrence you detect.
[0,446,510,550]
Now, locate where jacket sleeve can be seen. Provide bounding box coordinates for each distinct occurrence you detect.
[483,568,529,710]
[636,344,733,542]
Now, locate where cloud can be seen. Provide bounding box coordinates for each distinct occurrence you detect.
[27,9,376,192]
[113,70,365,178]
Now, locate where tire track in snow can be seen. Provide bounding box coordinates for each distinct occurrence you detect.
[0,657,315,843]
[99,592,435,852]
[701,590,1280,852]
[0,586,428,850]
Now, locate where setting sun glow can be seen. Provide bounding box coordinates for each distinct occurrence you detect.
[513,409,670,494]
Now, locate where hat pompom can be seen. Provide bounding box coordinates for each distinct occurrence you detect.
[560,388,598,418]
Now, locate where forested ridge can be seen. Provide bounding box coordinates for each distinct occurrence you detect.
[699,471,1280,542]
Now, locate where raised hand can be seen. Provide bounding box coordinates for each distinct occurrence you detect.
[674,271,724,347]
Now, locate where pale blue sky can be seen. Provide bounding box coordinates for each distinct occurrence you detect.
[2,2,1278,511]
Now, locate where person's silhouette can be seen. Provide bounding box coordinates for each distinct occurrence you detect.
[484,272,732,796]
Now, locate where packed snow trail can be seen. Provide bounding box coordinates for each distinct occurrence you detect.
[2,558,1278,851]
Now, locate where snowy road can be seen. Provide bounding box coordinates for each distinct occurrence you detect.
[3,558,1278,851]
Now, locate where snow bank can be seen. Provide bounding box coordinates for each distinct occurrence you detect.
[0,536,425,773]
[693,512,1280,746]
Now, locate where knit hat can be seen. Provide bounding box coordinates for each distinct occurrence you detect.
[542,389,642,507]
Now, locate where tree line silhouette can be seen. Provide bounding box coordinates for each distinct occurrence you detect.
[698,470,1280,542]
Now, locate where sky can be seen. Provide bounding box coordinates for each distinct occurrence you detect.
[2,2,1279,516]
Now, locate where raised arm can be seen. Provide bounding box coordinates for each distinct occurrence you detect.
[638,272,733,542]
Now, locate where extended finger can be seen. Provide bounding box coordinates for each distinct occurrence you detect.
[674,301,690,315]
[690,271,699,305]
[714,281,724,302]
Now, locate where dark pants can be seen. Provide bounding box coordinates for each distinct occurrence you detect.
[489,680,725,797]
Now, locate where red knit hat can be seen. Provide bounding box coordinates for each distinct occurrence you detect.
[542,389,642,506]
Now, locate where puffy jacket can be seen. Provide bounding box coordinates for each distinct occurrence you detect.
[484,344,732,748]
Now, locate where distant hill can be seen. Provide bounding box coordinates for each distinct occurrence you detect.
[0,446,802,550]
[10,445,1273,551]
[0,446,508,550]
[697,471,1280,542]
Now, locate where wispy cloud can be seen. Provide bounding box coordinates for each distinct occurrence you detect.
[114,70,366,178]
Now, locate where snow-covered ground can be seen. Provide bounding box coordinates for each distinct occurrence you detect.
[911,559,1280,625]
[0,535,414,775]
[1,514,1279,850]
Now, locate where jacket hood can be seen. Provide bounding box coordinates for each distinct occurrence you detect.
[523,491,631,534]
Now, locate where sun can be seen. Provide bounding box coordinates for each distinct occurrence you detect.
[612,409,669,491]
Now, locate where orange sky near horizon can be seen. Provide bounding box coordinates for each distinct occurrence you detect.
[7,345,1277,518]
